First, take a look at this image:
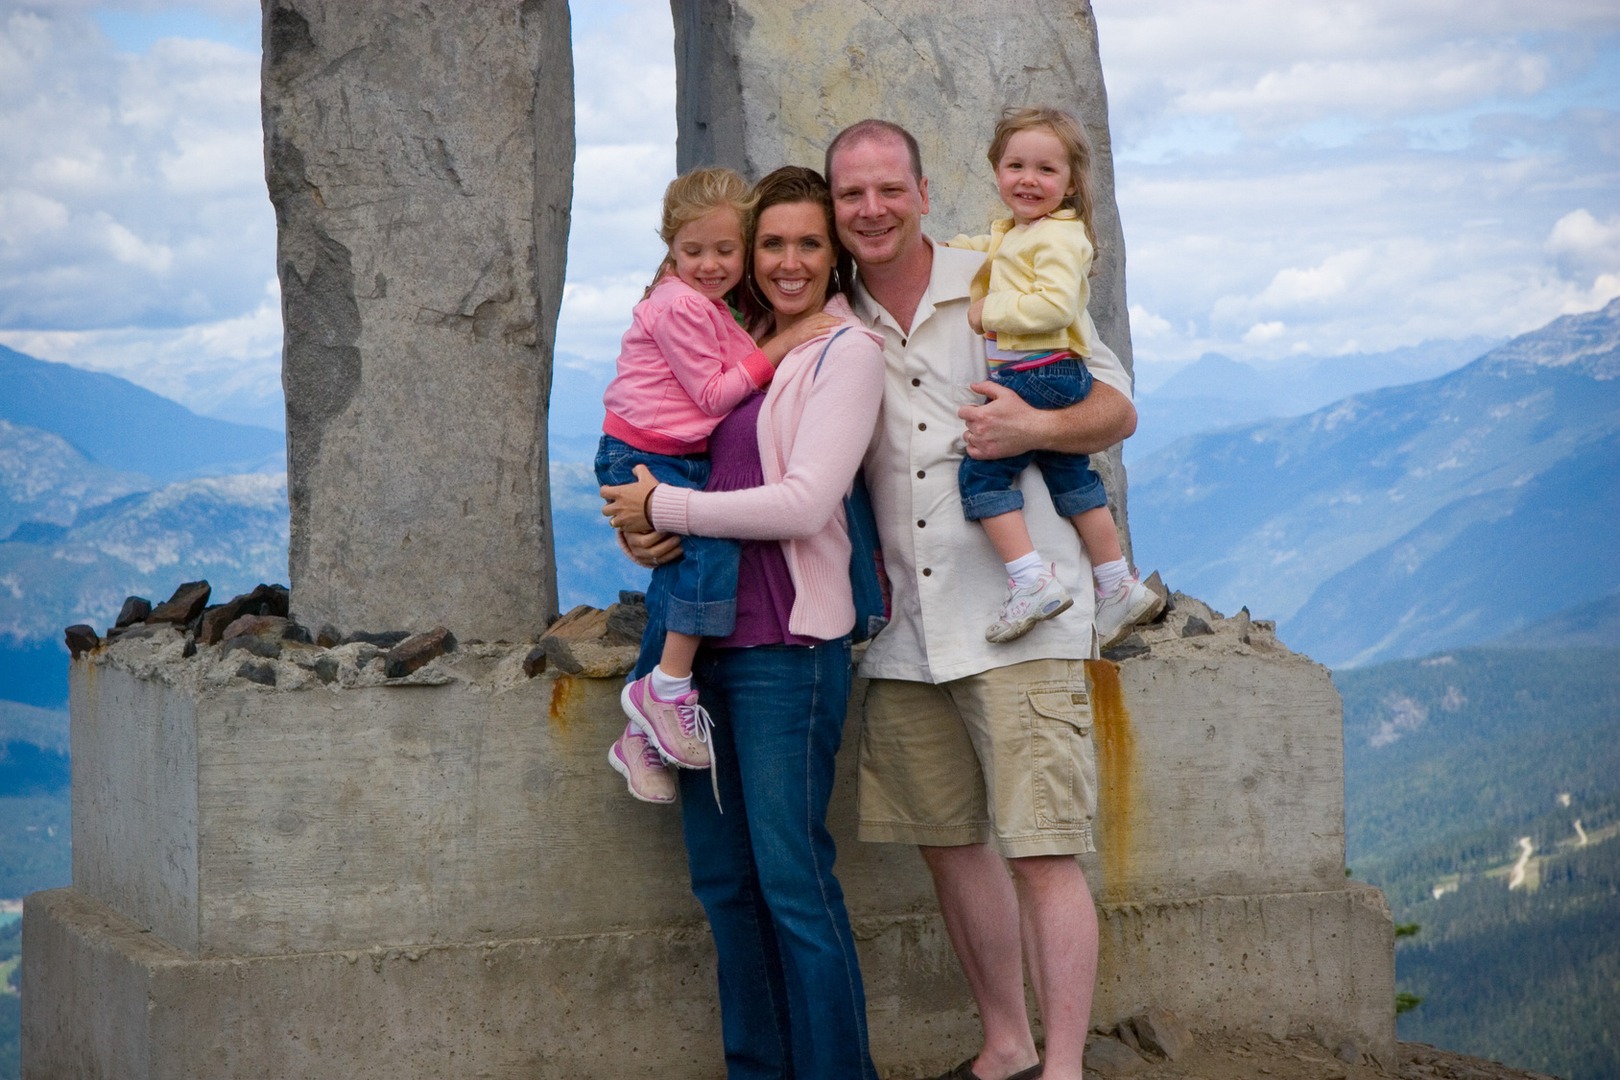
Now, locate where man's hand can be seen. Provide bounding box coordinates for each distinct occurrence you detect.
[958,380,1039,460]
[958,379,1136,460]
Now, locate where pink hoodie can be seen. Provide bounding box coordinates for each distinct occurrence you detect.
[601,276,776,456]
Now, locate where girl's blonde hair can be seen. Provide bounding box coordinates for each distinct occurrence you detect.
[988,106,1099,269]
[648,166,755,292]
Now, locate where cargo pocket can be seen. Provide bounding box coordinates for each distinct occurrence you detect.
[1028,687,1097,827]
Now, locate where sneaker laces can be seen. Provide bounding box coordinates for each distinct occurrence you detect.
[676,701,722,813]
[677,699,711,741]
[638,738,665,772]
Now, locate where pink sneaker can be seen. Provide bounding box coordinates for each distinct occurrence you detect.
[608,723,677,804]
[621,673,712,769]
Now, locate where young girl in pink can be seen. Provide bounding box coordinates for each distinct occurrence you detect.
[596,167,835,803]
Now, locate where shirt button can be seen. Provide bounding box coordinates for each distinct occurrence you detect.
[916,470,925,479]
[918,422,927,431]
[916,519,926,528]
[911,378,921,387]
[922,568,932,576]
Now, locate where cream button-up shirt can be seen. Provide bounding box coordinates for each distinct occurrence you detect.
[853,241,1133,685]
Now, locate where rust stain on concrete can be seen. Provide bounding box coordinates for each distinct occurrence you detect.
[1086,658,1136,899]
[548,674,575,726]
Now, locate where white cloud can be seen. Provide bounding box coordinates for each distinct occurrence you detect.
[1127,304,1173,339]
[1243,321,1286,345]
[1560,272,1620,313]
[101,217,172,272]
[558,0,676,364]
[1547,209,1620,268]
[1183,47,1550,124]
[0,2,271,330]
[2,0,1617,432]
[555,273,658,370]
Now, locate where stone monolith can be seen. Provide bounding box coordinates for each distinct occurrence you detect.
[264,0,573,640]
[673,0,1137,552]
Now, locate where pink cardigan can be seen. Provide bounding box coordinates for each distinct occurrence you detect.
[648,294,885,640]
[602,276,776,455]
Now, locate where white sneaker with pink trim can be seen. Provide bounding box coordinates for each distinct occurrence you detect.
[608,722,677,804]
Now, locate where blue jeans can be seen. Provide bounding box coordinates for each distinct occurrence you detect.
[958,356,1107,520]
[634,608,878,1080]
[596,434,739,636]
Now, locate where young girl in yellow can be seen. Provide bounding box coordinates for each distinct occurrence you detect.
[952,106,1161,647]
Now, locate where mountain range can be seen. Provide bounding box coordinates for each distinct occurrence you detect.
[1127,297,1620,667]
[1127,337,1498,460]
[0,346,285,483]
[0,350,290,708]
[1,298,1616,709]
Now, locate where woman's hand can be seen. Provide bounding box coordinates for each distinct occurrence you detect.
[600,464,660,533]
[762,311,843,365]
[620,526,683,569]
[968,297,985,335]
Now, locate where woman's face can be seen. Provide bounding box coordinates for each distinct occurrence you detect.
[753,200,834,321]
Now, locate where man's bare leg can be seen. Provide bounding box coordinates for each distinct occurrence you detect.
[920,843,1041,1079]
[1008,854,1099,1080]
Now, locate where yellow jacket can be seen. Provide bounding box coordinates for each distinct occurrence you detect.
[950,208,1096,357]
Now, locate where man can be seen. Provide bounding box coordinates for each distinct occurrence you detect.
[825,119,1137,1080]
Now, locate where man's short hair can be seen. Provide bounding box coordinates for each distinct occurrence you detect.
[825,119,924,184]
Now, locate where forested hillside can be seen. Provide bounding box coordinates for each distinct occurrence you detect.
[1337,646,1620,1079]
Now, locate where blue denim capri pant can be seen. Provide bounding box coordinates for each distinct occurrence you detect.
[957,356,1108,521]
[595,434,739,637]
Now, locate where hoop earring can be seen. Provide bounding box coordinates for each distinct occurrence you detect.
[746,271,772,313]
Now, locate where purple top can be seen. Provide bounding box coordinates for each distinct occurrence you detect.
[706,392,818,648]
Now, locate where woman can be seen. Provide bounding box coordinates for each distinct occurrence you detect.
[601,166,884,1080]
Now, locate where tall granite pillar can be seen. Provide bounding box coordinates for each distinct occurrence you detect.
[673,0,1137,552]
[264,0,573,640]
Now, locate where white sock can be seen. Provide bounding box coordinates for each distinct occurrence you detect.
[651,666,693,701]
[1005,551,1046,589]
[1093,558,1131,596]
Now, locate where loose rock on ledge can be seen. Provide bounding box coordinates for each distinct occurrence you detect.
[147,580,212,626]
[115,596,152,628]
[70,578,654,694]
[64,624,100,659]
[538,603,641,678]
[199,583,290,644]
[385,627,457,679]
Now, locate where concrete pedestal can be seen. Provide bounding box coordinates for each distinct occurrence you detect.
[23,621,1394,1078]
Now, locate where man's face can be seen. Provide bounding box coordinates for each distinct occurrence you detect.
[828,135,929,270]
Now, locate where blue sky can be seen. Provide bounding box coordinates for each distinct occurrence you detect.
[1,0,1616,429]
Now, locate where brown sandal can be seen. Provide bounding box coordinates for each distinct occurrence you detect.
[930,1060,1044,1080]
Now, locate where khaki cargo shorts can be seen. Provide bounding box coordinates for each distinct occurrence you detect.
[857,658,1097,858]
